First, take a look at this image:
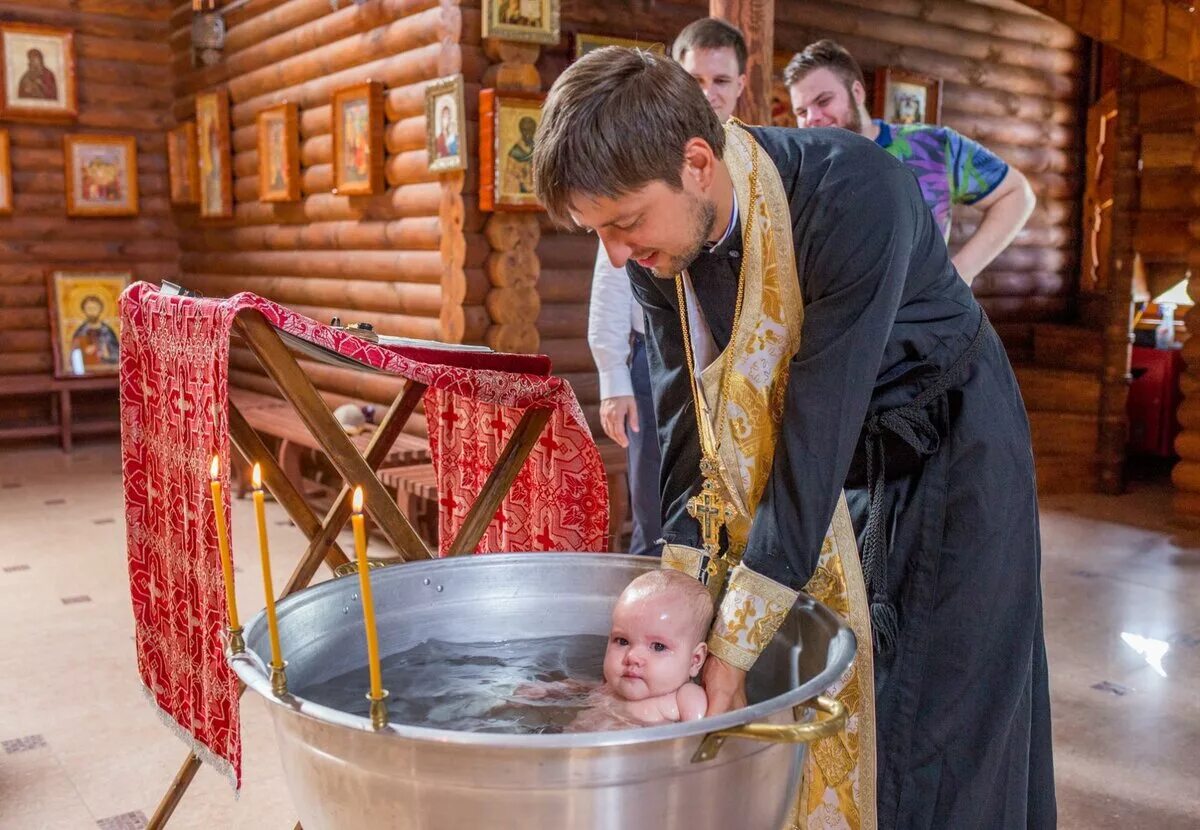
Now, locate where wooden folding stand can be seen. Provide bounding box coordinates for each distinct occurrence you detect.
[146,308,552,828]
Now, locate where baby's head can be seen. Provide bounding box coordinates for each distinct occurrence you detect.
[603,569,715,701]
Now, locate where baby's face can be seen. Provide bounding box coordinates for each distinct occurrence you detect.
[603,592,705,701]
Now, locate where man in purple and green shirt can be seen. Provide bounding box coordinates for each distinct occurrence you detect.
[784,39,1035,285]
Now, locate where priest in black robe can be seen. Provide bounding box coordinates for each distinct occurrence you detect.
[533,47,1055,829]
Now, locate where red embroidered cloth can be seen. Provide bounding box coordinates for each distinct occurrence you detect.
[118,283,608,788]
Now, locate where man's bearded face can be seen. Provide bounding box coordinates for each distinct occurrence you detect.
[788,67,863,133]
[569,181,717,279]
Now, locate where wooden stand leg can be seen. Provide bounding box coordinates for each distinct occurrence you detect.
[235,310,428,560]
[145,753,201,829]
[284,379,429,595]
[59,388,72,453]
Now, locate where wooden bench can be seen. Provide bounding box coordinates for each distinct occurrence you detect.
[376,441,632,553]
[0,373,120,452]
[378,464,439,546]
[228,387,431,498]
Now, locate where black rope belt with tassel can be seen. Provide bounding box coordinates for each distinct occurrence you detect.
[860,309,992,656]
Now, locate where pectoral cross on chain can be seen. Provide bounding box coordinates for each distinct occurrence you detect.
[687,458,735,578]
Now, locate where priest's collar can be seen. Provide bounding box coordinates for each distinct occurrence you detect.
[703,189,740,255]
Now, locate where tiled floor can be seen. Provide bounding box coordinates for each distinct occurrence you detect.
[0,441,1197,828]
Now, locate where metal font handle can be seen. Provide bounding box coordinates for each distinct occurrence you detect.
[690,696,847,763]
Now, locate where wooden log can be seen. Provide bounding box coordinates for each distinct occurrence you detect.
[0,330,49,353]
[226,4,458,106]
[0,353,52,374]
[538,232,595,268]
[538,269,593,303]
[779,0,1080,75]
[181,217,442,252]
[535,302,588,339]
[385,149,439,188]
[221,183,443,225]
[485,284,541,326]
[438,171,467,342]
[0,308,49,329]
[181,249,444,282]
[773,22,1078,99]
[487,213,542,252]
[76,33,170,65]
[188,274,444,316]
[485,323,539,354]
[486,247,541,288]
[939,82,1076,126]
[539,336,596,374]
[821,0,1079,50]
[181,0,446,97]
[229,42,474,128]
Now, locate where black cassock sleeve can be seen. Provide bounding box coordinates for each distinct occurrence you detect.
[742,164,919,590]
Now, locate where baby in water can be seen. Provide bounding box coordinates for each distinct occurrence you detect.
[517,569,712,730]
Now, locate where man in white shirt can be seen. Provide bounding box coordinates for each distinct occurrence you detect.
[587,18,747,556]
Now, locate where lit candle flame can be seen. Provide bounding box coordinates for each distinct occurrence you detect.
[352,485,364,514]
[252,462,262,490]
[210,455,220,480]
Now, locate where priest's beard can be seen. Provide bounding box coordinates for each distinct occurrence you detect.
[647,193,717,279]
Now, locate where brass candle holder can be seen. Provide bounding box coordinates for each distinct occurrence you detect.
[227,625,246,655]
[368,690,390,730]
[270,659,289,697]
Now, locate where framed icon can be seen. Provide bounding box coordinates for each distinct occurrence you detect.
[167,121,199,206]
[425,75,467,174]
[482,0,560,45]
[332,81,384,196]
[0,23,76,121]
[196,90,234,218]
[479,89,544,212]
[573,32,665,59]
[47,270,131,379]
[63,134,138,217]
[873,66,942,126]
[257,101,300,202]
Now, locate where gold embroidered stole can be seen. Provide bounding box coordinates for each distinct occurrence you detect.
[677,123,878,830]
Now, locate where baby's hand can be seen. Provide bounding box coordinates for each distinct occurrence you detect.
[513,678,596,701]
[676,682,708,722]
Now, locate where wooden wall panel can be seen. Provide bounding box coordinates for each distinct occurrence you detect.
[0,0,177,426]
[169,0,475,417]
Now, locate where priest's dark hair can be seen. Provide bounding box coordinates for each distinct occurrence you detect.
[783,39,866,90]
[672,17,748,75]
[532,47,725,227]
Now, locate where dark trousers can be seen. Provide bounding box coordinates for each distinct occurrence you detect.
[627,333,663,556]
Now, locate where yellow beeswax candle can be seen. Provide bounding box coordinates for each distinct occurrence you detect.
[352,486,383,700]
[251,463,284,671]
[209,456,240,631]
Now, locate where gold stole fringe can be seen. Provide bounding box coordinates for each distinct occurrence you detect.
[688,123,877,830]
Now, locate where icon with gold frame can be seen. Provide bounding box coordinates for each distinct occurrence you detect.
[332,81,384,196]
[196,89,234,218]
[482,0,559,45]
[167,121,199,206]
[63,134,138,217]
[46,269,131,379]
[257,101,300,202]
[479,88,544,212]
[0,22,76,121]
[572,32,665,60]
[425,75,467,174]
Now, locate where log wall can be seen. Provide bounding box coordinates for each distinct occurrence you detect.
[168,0,480,418]
[536,0,1086,432]
[0,0,178,426]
